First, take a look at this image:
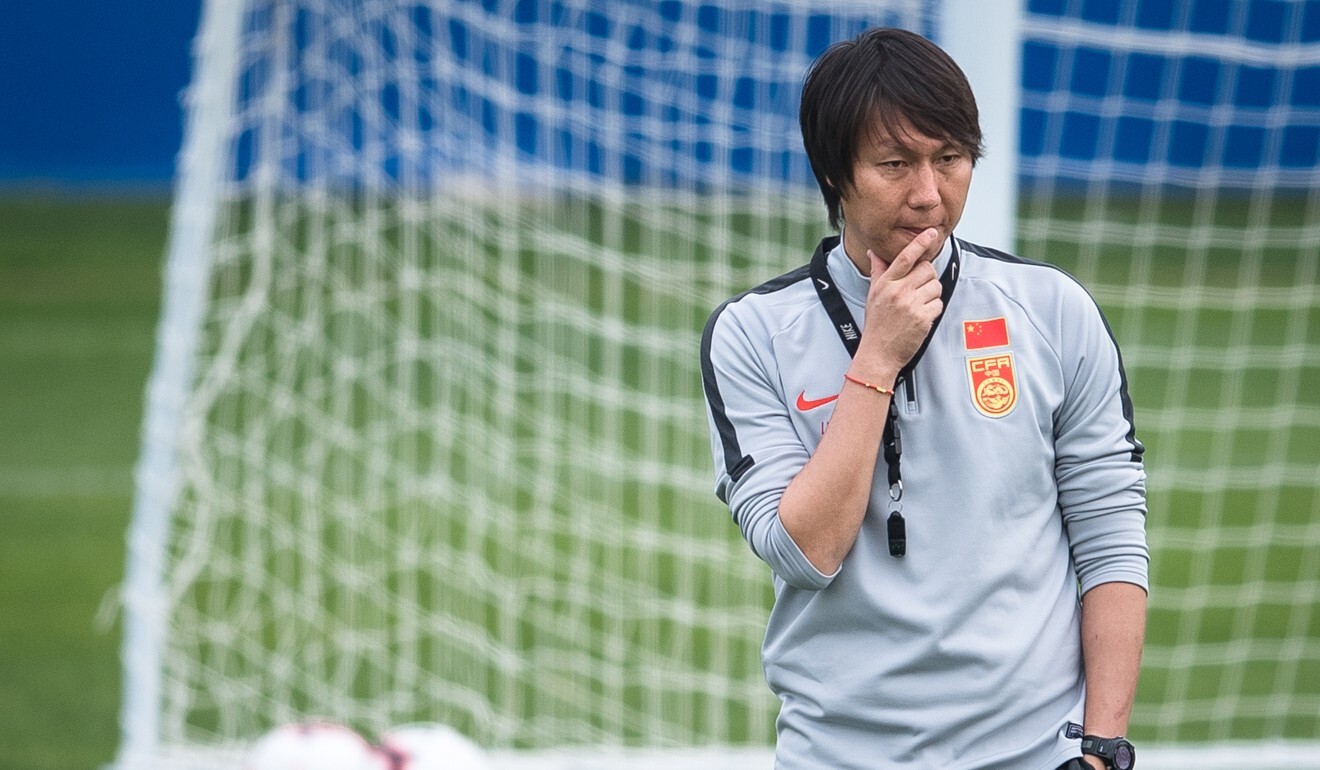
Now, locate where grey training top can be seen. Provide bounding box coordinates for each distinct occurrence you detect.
[701,236,1149,769]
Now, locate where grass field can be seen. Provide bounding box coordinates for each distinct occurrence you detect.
[0,196,167,768]
[2,193,1317,769]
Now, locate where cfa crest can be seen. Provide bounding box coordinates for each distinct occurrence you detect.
[966,352,1018,418]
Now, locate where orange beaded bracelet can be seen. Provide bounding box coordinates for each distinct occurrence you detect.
[843,373,896,397]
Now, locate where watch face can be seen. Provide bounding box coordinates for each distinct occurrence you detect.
[1114,741,1135,770]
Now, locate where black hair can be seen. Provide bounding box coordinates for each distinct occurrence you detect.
[799,27,984,230]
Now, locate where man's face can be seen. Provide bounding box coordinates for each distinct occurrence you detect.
[838,116,973,274]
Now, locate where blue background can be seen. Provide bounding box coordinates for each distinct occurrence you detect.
[0,1,200,184]
[1,1,1315,187]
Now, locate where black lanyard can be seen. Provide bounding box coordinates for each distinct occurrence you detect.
[808,236,960,556]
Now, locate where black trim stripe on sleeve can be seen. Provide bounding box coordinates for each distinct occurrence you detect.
[701,260,814,491]
[958,238,1145,465]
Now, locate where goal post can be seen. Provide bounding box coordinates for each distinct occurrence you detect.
[938,0,1022,250]
[118,0,248,766]
[116,0,1320,768]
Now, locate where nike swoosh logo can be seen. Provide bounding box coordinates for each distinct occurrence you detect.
[796,391,840,411]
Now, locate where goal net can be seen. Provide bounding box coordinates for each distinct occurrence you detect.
[117,0,1320,768]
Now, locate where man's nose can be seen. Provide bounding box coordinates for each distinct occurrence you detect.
[908,162,940,209]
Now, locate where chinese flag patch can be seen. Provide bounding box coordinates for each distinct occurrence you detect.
[963,317,1009,350]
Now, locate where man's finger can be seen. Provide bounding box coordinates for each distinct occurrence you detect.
[874,228,939,280]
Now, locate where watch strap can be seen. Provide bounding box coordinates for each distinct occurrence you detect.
[1080,735,1136,770]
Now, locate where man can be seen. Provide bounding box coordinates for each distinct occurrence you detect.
[700,28,1148,770]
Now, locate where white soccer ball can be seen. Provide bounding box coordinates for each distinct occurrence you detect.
[244,721,388,770]
[377,723,491,770]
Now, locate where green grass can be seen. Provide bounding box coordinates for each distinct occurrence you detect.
[0,196,167,769]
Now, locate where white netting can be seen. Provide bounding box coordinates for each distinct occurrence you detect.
[1019,0,1320,748]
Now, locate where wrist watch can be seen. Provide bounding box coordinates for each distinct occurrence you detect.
[1080,735,1136,770]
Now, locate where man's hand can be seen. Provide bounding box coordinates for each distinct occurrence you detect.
[852,227,945,384]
